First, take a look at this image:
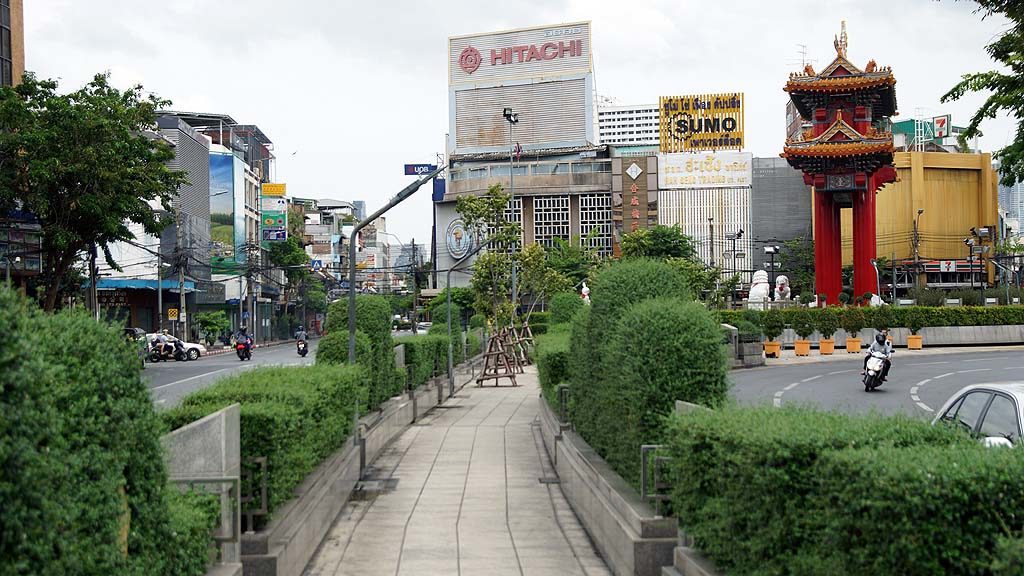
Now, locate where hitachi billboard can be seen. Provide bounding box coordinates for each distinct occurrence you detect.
[449,22,592,86]
[448,22,595,153]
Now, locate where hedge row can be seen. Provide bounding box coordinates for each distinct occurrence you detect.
[0,288,214,575]
[569,259,728,487]
[322,296,400,408]
[721,304,1024,337]
[161,365,368,529]
[535,330,570,410]
[395,334,450,387]
[665,405,1015,576]
[550,292,584,324]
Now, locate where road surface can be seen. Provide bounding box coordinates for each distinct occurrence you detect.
[145,340,318,408]
[730,349,1024,418]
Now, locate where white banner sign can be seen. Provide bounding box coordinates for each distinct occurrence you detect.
[261,197,287,212]
[658,152,752,189]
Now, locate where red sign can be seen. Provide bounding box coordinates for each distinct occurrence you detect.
[459,46,482,74]
[459,40,584,75]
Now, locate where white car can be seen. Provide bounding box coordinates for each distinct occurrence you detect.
[146,333,207,361]
[932,383,1024,447]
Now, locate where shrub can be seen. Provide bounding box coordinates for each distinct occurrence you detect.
[431,301,463,330]
[535,331,571,409]
[907,287,946,307]
[600,297,729,486]
[840,307,865,336]
[947,288,983,306]
[992,535,1024,576]
[666,405,971,576]
[791,308,815,339]
[469,313,485,329]
[735,320,762,343]
[526,311,551,327]
[550,292,584,324]
[395,334,450,387]
[163,365,368,527]
[428,322,464,360]
[838,291,851,305]
[816,307,840,339]
[0,287,214,575]
[905,307,925,335]
[871,303,895,331]
[466,330,483,357]
[762,308,785,341]
[325,296,397,409]
[316,329,371,366]
[163,489,221,576]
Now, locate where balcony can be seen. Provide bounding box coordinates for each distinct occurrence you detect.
[446,159,612,199]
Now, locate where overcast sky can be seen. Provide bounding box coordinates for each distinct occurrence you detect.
[25,1,1013,247]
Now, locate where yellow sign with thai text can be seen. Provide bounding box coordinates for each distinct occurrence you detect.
[659,93,744,153]
[262,183,287,197]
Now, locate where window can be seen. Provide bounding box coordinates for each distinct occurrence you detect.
[0,0,10,87]
[979,394,1020,443]
[532,163,570,175]
[533,195,570,248]
[579,194,612,256]
[945,392,992,435]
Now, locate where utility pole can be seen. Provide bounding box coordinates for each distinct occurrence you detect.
[89,243,99,321]
[707,217,715,267]
[913,209,924,287]
[411,239,418,335]
[503,108,520,322]
[177,211,187,341]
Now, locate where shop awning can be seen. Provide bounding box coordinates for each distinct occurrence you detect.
[96,278,197,293]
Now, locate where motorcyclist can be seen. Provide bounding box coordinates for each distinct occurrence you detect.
[155,329,171,357]
[295,325,308,343]
[862,331,893,381]
[237,325,253,353]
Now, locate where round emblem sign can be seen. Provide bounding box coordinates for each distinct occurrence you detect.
[446,219,474,260]
[459,46,482,75]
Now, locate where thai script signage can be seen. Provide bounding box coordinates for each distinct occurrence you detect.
[658,152,752,189]
[659,93,744,152]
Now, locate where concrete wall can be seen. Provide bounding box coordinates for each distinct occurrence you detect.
[538,399,677,576]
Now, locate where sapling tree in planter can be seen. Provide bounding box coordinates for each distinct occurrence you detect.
[906,307,925,350]
[840,307,866,353]
[791,309,815,356]
[816,307,840,355]
[762,308,785,358]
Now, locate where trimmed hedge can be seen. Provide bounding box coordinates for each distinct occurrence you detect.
[162,365,368,528]
[550,292,584,324]
[316,329,371,367]
[469,313,485,329]
[666,406,973,576]
[325,296,399,409]
[603,298,728,486]
[0,288,215,575]
[535,331,570,409]
[526,311,551,326]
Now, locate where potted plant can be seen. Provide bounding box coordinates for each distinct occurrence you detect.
[762,308,785,358]
[816,307,840,355]
[840,307,866,353]
[906,307,925,350]
[791,309,815,356]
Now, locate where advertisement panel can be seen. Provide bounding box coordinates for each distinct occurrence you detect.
[232,155,247,260]
[449,22,592,87]
[659,93,745,152]
[260,182,288,244]
[658,152,753,189]
[209,152,237,274]
[262,183,287,196]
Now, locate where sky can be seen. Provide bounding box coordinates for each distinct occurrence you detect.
[24,0,1015,247]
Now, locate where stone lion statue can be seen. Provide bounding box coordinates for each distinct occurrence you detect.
[748,270,770,309]
[774,275,792,301]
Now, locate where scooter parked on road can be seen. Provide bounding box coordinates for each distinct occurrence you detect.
[149,339,188,362]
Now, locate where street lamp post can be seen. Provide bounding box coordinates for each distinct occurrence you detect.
[726,229,744,302]
[503,107,520,321]
[913,208,924,287]
[764,245,780,300]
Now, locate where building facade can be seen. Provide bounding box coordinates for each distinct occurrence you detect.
[1,0,23,87]
[598,102,660,147]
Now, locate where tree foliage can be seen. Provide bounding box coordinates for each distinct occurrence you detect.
[621,225,697,260]
[779,236,816,297]
[942,1,1024,186]
[0,73,187,311]
[546,235,601,287]
[267,235,309,286]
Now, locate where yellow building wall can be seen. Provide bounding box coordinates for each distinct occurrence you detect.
[837,152,998,280]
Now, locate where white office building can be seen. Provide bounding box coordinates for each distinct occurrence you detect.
[597,101,660,147]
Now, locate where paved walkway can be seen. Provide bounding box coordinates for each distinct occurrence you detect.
[304,367,612,576]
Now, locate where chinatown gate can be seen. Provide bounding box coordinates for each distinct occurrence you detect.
[783,23,898,306]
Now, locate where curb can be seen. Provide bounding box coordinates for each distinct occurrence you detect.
[762,343,1024,366]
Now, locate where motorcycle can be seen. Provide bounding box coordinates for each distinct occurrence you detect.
[236,340,252,361]
[297,340,308,357]
[863,350,889,392]
[149,339,188,362]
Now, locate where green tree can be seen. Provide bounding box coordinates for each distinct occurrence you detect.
[546,235,600,287]
[0,73,187,311]
[942,1,1024,185]
[780,236,816,297]
[267,235,310,324]
[195,311,230,345]
[621,225,697,260]
[518,242,572,314]
[457,184,520,323]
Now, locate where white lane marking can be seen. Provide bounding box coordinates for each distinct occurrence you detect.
[155,399,167,405]
[964,357,1007,363]
[934,372,954,379]
[774,391,785,398]
[151,368,231,391]
[801,375,822,383]
[828,369,857,375]
[910,378,936,413]
[956,368,992,374]
[1004,366,1024,370]
[784,382,800,391]
[908,361,949,366]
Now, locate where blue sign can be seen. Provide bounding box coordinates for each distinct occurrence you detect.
[311,259,323,270]
[432,177,446,202]
[242,311,250,319]
[404,164,437,176]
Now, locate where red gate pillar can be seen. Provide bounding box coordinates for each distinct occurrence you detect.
[852,184,878,301]
[814,191,843,306]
